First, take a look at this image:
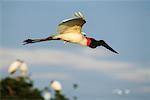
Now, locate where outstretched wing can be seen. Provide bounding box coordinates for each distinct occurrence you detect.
[57,12,86,34]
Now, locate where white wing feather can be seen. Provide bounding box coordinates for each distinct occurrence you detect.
[74,11,85,19]
[61,11,85,23]
[57,12,86,34]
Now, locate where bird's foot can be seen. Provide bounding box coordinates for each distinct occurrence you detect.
[23,39,35,45]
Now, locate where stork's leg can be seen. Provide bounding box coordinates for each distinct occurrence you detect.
[23,36,60,45]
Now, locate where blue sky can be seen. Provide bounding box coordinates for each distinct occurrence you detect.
[0,0,150,100]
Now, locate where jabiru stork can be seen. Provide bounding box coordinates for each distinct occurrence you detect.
[23,12,118,54]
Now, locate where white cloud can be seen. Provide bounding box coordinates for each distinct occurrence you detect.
[116,68,150,82]
[0,47,150,83]
[31,72,71,80]
[133,86,150,94]
[78,47,115,57]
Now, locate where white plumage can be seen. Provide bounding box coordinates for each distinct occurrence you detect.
[43,91,51,100]
[74,11,85,19]
[8,59,22,74]
[62,12,85,23]
[112,89,123,95]
[50,80,62,91]
[112,88,131,95]
[23,11,118,54]
[8,59,28,77]
[20,62,28,77]
[23,11,87,46]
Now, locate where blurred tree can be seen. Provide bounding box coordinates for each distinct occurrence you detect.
[0,76,44,100]
[0,76,78,100]
[52,91,69,100]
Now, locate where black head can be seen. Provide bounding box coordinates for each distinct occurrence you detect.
[88,38,99,48]
[88,38,119,54]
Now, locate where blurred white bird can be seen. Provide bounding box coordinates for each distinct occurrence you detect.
[43,88,51,100]
[20,62,28,77]
[23,11,118,54]
[112,88,131,95]
[8,59,22,75]
[124,89,130,94]
[43,92,51,100]
[8,59,28,77]
[112,89,123,95]
[50,80,62,92]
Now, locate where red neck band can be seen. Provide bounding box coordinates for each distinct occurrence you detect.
[86,37,91,46]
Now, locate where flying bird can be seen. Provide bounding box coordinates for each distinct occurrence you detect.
[23,12,118,54]
[8,59,22,75]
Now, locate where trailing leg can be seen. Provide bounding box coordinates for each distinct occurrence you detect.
[23,36,60,45]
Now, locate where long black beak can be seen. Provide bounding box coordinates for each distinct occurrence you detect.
[98,40,119,54]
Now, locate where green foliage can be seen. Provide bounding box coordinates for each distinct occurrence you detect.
[0,76,78,100]
[52,91,69,100]
[0,76,44,100]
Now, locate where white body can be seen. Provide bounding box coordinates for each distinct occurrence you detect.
[20,62,28,76]
[54,12,87,46]
[50,80,62,91]
[112,89,123,95]
[43,91,51,100]
[8,59,28,77]
[54,33,87,46]
[8,60,21,74]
